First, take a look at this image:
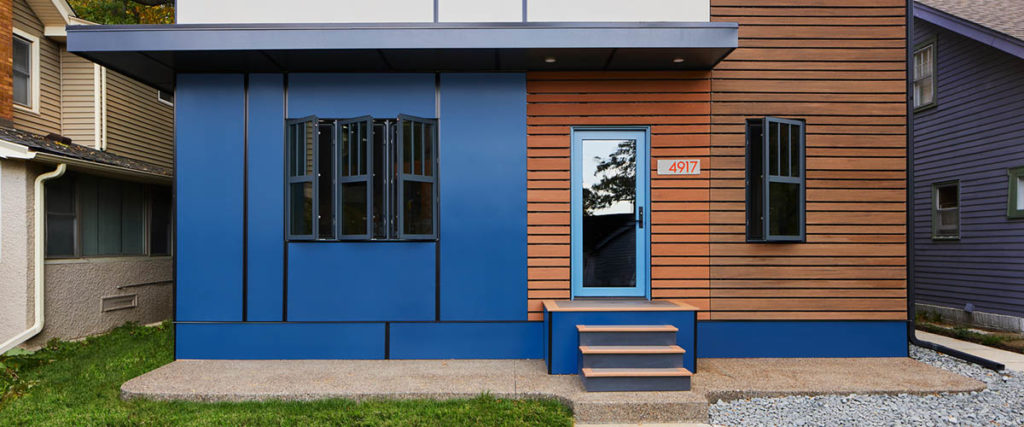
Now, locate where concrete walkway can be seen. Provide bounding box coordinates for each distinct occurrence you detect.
[917,330,1024,372]
[122,357,982,424]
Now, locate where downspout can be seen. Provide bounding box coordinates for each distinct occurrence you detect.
[0,163,67,355]
[902,1,1004,371]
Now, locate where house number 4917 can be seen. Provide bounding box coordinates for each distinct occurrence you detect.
[657,159,701,175]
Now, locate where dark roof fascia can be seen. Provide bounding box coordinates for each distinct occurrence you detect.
[914,2,1024,60]
[67,21,739,51]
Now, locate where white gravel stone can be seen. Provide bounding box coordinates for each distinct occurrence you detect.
[709,345,1024,426]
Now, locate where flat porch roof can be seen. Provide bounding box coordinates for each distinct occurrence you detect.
[65,22,739,92]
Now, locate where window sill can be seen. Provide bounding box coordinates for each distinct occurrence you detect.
[913,102,937,114]
[45,255,172,265]
[930,236,960,241]
[13,103,39,115]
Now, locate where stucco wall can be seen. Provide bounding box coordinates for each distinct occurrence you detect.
[24,256,172,347]
[0,159,32,343]
[1,162,173,350]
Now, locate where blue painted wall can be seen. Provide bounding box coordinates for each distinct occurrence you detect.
[439,73,527,321]
[697,321,907,358]
[389,322,542,359]
[176,74,245,321]
[287,242,435,321]
[288,73,435,118]
[176,323,384,359]
[913,20,1024,319]
[246,74,285,321]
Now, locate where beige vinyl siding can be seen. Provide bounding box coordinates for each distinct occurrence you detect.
[103,70,174,169]
[13,0,62,136]
[60,48,97,147]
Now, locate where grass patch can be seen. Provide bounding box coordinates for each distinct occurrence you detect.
[917,322,1024,354]
[0,322,572,426]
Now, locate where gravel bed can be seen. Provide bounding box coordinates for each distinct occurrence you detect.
[709,346,1024,426]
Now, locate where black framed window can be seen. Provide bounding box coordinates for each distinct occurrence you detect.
[746,117,805,242]
[1010,167,1024,219]
[932,181,959,240]
[286,115,438,241]
[45,173,171,258]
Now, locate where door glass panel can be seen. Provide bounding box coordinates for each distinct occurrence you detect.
[581,138,636,288]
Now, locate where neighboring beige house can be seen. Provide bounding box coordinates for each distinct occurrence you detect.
[0,0,173,352]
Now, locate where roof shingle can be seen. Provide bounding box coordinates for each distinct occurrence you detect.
[917,0,1024,41]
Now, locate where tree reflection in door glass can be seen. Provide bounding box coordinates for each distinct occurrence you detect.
[581,139,636,288]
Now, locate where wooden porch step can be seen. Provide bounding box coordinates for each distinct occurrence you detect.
[579,345,685,355]
[582,367,692,378]
[577,325,678,333]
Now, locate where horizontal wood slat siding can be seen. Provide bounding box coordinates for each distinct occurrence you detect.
[708,0,907,320]
[526,71,713,321]
[103,70,174,169]
[912,21,1024,318]
[12,0,61,136]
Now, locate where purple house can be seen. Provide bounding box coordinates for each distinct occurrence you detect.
[911,0,1024,332]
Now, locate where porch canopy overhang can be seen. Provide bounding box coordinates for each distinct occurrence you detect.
[66,22,738,92]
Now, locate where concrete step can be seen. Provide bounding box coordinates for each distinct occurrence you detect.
[581,367,693,392]
[577,325,677,346]
[580,345,685,369]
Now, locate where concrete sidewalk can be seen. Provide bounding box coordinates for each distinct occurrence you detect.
[121,357,982,424]
[917,330,1024,372]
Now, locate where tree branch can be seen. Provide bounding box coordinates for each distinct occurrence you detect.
[128,0,173,5]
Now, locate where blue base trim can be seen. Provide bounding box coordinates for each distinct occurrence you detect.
[389,322,542,359]
[546,310,696,375]
[175,323,384,359]
[697,321,908,358]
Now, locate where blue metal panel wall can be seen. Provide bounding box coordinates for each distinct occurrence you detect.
[697,321,906,358]
[913,20,1024,318]
[287,242,435,321]
[175,74,245,321]
[438,73,527,320]
[176,323,384,359]
[389,322,543,359]
[287,73,435,118]
[546,310,697,375]
[246,74,285,321]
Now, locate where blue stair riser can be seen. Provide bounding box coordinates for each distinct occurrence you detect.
[578,331,676,346]
[582,353,683,369]
[581,376,691,392]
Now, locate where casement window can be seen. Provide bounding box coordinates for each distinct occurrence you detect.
[931,181,959,240]
[746,117,806,242]
[12,30,39,111]
[45,173,172,258]
[913,42,936,110]
[1008,167,1024,219]
[286,115,438,241]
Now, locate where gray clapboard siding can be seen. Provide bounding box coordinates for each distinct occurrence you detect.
[60,48,97,148]
[912,19,1024,318]
[12,0,62,137]
[103,70,174,169]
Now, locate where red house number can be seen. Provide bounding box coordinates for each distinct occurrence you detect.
[658,159,701,175]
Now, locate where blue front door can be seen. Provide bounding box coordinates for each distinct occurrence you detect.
[571,128,650,298]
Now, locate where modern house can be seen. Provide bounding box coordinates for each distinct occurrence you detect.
[911,0,1024,333]
[66,0,910,390]
[0,0,174,353]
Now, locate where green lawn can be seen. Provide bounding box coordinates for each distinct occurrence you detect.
[0,322,572,426]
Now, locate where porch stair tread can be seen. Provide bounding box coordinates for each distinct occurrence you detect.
[582,367,693,378]
[579,345,685,355]
[576,324,678,333]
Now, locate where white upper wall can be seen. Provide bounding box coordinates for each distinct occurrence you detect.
[176,0,710,24]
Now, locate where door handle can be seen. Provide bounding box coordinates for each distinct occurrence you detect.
[638,206,644,229]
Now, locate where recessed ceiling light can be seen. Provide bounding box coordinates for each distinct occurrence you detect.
[545,57,557,63]
[673,57,685,63]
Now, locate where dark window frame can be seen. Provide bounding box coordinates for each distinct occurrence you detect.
[931,180,960,240]
[746,116,806,243]
[1008,167,1024,219]
[285,115,438,242]
[913,38,937,112]
[45,173,171,259]
[286,116,317,240]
